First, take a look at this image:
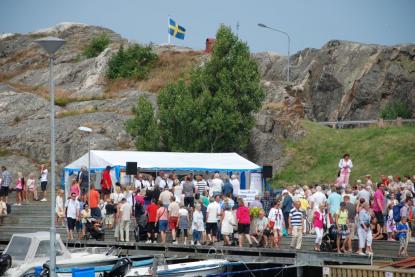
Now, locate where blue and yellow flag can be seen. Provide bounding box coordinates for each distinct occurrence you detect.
[168,18,186,40]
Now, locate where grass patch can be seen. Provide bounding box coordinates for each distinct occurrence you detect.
[105,50,203,95]
[137,50,203,92]
[0,149,11,157]
[56,107,98,118]
[6,81,108,106]
[272,121,415,187]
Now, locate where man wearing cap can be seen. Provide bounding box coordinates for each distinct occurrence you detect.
[282,188,293,229]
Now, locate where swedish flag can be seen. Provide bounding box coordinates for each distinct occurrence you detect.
[168,18,186,40]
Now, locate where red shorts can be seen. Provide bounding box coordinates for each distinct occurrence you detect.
[269,221,275,229]
[168,216,178,230]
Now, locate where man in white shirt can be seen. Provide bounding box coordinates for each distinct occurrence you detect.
[65,192,80,241]
[120,198,132,242]
[206,197,220,245]
[210,173,223,197]
[311,186,326,210]
[357,186,371,204]
[230,175,240,197]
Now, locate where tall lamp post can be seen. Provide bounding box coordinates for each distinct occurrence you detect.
[35,36,65,277]
[258,23,291,82]
[78,126,92,205]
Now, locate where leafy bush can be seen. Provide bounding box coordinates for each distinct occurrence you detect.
[107,44,158,80]
[83,34,110,58]
[380,100,411,119]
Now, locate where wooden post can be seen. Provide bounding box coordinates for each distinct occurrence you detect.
[377,119,384,128]
[396,117,402,126]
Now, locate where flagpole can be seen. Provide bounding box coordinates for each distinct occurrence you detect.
[167,15,171,45]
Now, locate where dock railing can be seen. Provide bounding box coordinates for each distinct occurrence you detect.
[318,117,415,129]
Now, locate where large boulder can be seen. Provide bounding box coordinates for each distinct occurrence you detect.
[255,40,415,121]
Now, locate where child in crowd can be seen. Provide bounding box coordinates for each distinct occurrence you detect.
[177,204,190,245]
[56,189,65,227]
[386,203,396,240]
[14,172,24,206]
[70,180,80,199]
[27,173,38,201]
[396,216,409,257]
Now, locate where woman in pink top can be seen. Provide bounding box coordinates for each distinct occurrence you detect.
[70,180,81,198]
[313,204,326,251]
[156,201,168,243]
[134,190,145,206]
[236,198,253,247]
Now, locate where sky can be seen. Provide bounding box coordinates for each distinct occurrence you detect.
[1,0,414,54]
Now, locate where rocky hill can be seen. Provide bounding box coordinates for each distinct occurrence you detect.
[0,23,414,178]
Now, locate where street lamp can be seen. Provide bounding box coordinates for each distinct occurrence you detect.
[258,23,291,82]
[78,126,92,205]
[35,36,65,277]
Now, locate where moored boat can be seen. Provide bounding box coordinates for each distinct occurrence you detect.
[124,259,229,277]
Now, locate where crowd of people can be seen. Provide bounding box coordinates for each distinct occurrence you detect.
[1,155,414,257]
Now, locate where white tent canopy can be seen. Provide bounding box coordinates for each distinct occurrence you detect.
[64,150,261,172]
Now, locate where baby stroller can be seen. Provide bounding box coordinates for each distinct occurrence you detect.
[84,217,105,241]
[320,224,337,252]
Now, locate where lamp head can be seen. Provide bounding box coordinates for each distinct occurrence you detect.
[35,37,65,55]
[258,23,268,28]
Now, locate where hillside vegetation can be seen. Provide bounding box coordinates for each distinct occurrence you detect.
[272,121,415,187]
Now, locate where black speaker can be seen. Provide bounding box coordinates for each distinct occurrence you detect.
[126,162,137,175]
[262,165,273,178]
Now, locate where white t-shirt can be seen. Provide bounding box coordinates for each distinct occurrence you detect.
[207,201,220,223]
[65,199,80,219]
[230,179,240,196]
[121,202,132,221]
[179,208,188,217]
[111,192,125,204]
[135,179,145,189]
[40,169,48,182]
[159,179,167,189]
[312,191,327,208]
[210,178,223,195]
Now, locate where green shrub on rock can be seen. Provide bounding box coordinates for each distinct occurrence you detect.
[107,44,158,80]
[83,34,110,58]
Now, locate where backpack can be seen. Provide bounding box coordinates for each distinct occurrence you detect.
[6,203,11,215]
[393,203,404,223]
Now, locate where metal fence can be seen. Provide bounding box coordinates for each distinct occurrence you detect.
[318,118,415,128]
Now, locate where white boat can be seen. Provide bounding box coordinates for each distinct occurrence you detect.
[125,259,229,277]
[3,232,119,277]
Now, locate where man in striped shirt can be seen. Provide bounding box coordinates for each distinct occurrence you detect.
[195,175,208,195]
[289,200,304,250]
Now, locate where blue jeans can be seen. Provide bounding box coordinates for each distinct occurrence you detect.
[193,230,201,242]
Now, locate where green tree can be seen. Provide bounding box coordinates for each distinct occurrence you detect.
[107,44,157,80]
[83,34,110,58]
[127,25,264,153]
[126,96,160,150]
